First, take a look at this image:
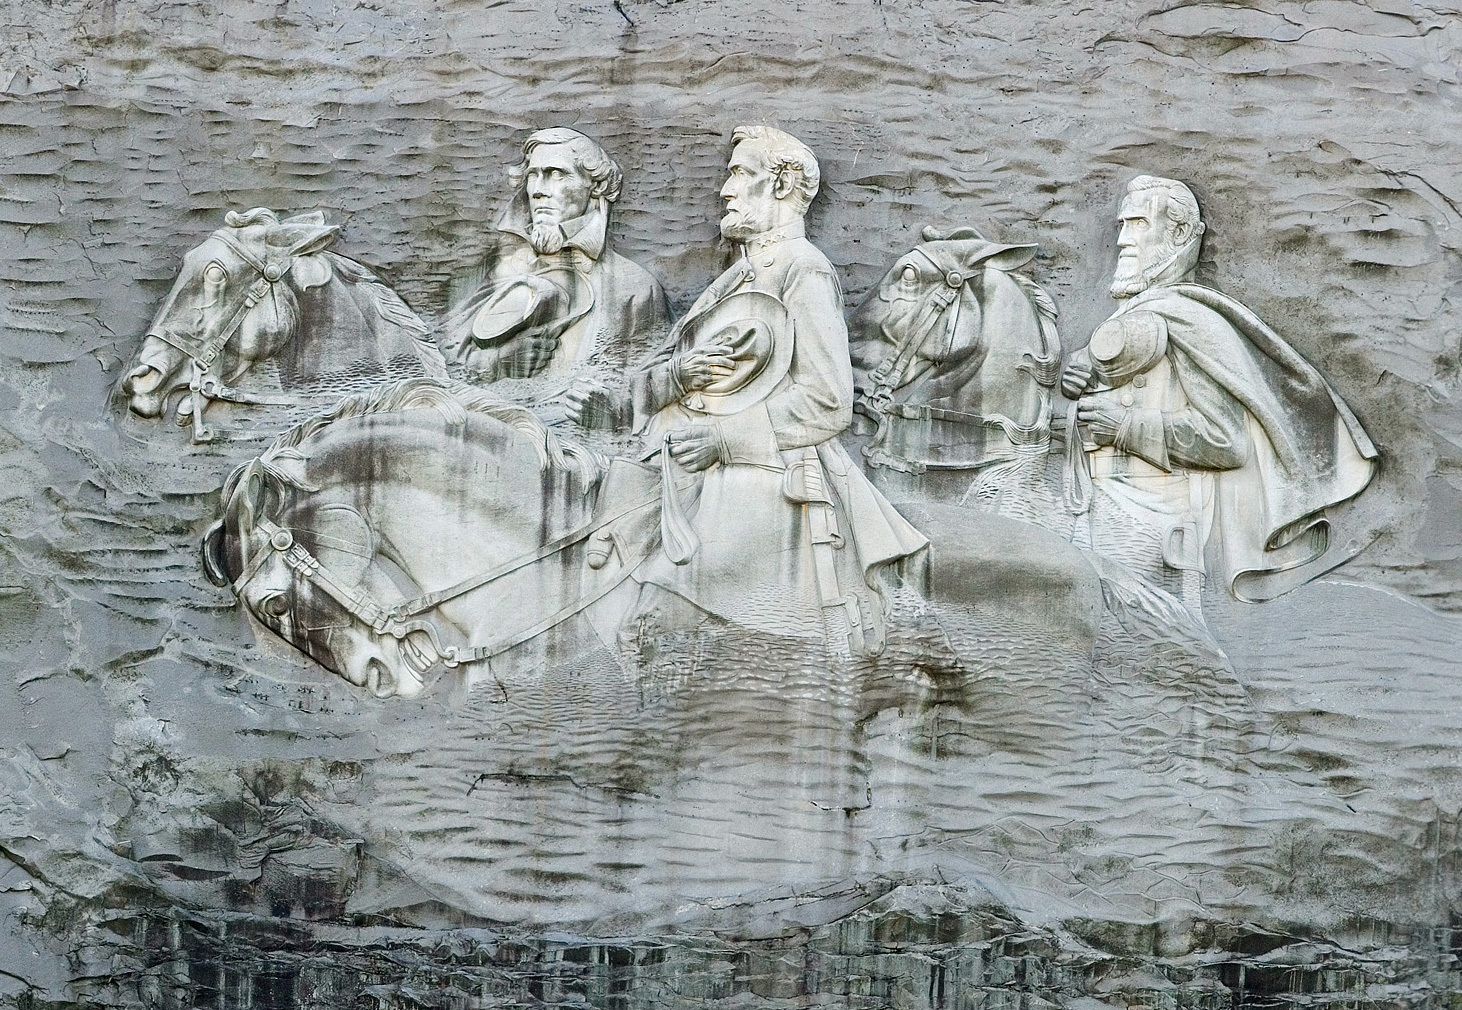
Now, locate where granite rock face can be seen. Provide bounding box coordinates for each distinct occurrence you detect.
[2,2,1461,1007]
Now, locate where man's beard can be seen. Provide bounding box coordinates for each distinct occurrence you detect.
[1110,244,1178,299]
[720,209,755,242]
[527,221,566,255]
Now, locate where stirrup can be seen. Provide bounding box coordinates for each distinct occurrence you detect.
[586,530,616,570]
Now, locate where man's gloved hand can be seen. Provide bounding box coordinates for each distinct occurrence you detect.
[665,424,725,472]
[1075,392,1124,447]
[1060,352,1095,401]
[673,342,736,392]
[498,333,560,378]
[559,378,619,429]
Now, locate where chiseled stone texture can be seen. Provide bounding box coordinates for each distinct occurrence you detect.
[1,2,1460,1007]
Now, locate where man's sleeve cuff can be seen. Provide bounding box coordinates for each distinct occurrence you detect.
[1115,408,1172,471]
[715,406,782,467]
[638,362,682,415]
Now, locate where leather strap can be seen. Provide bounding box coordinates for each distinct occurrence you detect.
[157,276,271,368]
[447,558,646,663]
[885,402,1048,445]
[392,486,666,617]
[659,434,699,565]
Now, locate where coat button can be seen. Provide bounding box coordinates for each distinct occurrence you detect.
[1120,393,1135,407]
[1133,374,1147,388]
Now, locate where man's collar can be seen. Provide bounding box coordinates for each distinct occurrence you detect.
[497,194,609,261]
[740,218,806,253]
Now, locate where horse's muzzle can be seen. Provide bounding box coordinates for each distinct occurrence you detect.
[121,335,185,417]
[122,363,165,413]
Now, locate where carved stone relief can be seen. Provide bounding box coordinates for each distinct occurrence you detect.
[193,137,1380,696]
[1059,175,1378,616]
[4,5,1460,1006]
[441,128,671,444]
[118,208,446,442]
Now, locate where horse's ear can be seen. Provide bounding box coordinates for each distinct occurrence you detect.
[272,221,341,290]
[290,252,334,291]
[282,211,328,227]
[970,242,1037,273]
[923,225,988,243]
[283,223,341,257]
[202,520,234,587]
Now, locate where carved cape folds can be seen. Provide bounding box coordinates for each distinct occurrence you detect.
[1129,283,1378,601]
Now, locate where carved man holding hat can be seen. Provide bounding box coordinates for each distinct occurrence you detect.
[443,128,670,431]
[1059,174,1377,612]
[589,126,927,655]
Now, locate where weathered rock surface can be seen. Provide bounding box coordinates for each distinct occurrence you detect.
[1,1,1460,1007]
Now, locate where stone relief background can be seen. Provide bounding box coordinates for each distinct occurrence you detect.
[1,1,1460,1007]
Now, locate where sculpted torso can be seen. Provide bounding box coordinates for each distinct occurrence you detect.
[440,129,670,434]
[1061,177,1377,612]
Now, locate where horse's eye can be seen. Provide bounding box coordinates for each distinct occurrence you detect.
[262,593,290,618]
[204,262,227,285]
[900,264,919,285]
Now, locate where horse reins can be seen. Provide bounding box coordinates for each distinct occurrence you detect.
[856,257,1059,475]
[857,251,963,423]
[231,470,680,672]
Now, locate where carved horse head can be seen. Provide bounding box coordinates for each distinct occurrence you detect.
[850,226,1061,474]
[204,450,441,700]
[202,379,602,700]
[121,209,343,437]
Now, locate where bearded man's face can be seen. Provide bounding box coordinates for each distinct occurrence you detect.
[718,141,781,242]
[523,144,594,253]
[1110,191,1182,299]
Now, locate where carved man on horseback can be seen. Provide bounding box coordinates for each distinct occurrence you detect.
[442,129,671,435]
[587,126,929,656]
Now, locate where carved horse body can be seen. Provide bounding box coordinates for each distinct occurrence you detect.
[121,208,445,442]
[204,379,1112,699]
[850,227,1063,524]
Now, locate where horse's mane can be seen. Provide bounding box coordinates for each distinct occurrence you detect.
[1004,269,1062,389]
[1007,270,1058,325]
[324,253,448,379]
[259,377,586,475]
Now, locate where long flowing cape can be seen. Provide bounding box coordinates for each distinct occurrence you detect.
[1132,283,1378,602]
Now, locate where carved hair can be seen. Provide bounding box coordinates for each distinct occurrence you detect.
[507,128,623,203]
[225,207,281,228]
[1125,175,1203,237]
[731,125,821,213]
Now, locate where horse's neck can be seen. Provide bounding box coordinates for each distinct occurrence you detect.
[300,413,595,639]
[291,260,432,382]
[275,276,367,383]
[927,271,1051,418]
[307,411,589,561]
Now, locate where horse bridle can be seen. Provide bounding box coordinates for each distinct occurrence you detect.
[154,229,312,443]
[856,253,1057,475]
[857,250,965,422]
[228,468,672,679]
